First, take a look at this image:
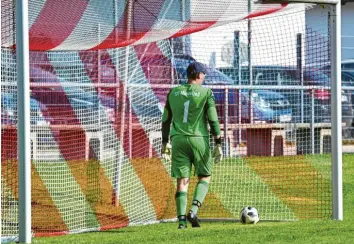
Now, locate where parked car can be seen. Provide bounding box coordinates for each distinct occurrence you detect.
[306,60,354,106]
[342,70,354,109]
[306,61,354,130]
[218,66,303,121]
[218,65,353,124]
[240,90,292,123]
[340,68,354,137]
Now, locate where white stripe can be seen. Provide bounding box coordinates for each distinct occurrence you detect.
[2,0,47,48]
[1,2,17,47]
[133,0,186,45]
[51,0,126,51]
[28,0,47,27]
[133,19,186,46]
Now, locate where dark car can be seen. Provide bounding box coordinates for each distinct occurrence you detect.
[341,70,354,109]
[218,65,353,125]
[341,70,354,137]
[307,61,354,130]
[218,66,303,121]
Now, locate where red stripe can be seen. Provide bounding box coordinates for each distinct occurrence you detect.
[1,128,17,160]
[92,32,147,50]
[27,0,89,50]
[243,3,288,19]
[170,21,217,39]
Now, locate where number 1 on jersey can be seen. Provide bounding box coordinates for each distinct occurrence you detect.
[183,100,190,123]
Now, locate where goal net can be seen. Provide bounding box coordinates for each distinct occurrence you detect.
[1,0,337,240]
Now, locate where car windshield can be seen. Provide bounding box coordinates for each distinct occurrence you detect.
[253,68,298,86]
[342,61,354,72]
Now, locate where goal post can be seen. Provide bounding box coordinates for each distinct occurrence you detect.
[256,0,343,224]
[15,0,32,243]
[330,2,343,221]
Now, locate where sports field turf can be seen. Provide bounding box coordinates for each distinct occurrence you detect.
[27,154,354,244]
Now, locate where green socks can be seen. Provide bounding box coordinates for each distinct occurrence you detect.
[175,191,187,225]
[191,180,209,214]
[175,180,209,225]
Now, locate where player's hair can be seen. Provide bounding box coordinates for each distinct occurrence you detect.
[187,72,201,80]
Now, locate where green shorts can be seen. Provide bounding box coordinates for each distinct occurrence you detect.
[171,135,212,178]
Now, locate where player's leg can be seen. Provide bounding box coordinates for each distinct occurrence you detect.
[175,177,189,229]
[191,175,210,215]
[171,136,193,229]
[187,137,212,227]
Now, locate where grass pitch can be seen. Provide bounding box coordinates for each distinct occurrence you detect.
[28,154,354,244]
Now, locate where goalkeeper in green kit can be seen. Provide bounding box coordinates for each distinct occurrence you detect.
[161,61,223,229]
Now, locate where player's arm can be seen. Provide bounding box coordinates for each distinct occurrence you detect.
[162,91,172,144]
[206,89,221,142]
[161,91,173,162]
[206,89,223,163]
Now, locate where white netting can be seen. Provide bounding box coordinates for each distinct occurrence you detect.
[1,0,339,240]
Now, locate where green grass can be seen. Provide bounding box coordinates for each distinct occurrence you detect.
[210,158,295,220]
[31,219,353,244]
[27,154,354,244]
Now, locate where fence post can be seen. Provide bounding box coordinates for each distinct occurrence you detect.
[248,0,253,124]
[224,88,229,157]
[297,33,304,123]
[234,31,242,145]
[311,88,315,154]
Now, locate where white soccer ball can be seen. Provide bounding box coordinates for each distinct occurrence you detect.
[240,206,259,224]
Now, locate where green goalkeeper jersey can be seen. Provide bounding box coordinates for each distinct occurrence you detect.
[162,84,221,143]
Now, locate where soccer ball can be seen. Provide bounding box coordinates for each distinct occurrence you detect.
[240,206,259,224]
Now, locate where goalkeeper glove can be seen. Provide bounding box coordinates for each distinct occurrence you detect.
[212,144,223,164]
[161,142,172,163]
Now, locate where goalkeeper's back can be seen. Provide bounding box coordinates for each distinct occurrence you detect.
[162,83,220,141]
